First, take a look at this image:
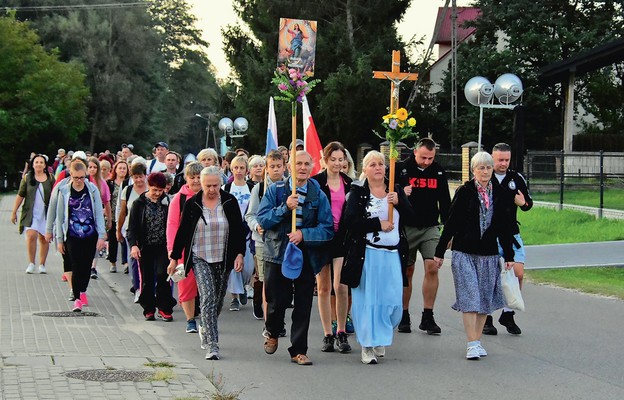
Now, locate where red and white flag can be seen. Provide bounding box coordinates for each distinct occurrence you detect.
[302,96,323,175]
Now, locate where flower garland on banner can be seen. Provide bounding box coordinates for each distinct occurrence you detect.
[375,107,419,158]
[272,67,321,112]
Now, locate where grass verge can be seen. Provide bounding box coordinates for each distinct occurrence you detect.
[518,207,624,245]
[525,267,624,300]
[532,187,624,210]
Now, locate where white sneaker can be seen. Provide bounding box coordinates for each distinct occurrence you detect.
[25,263,36,274]
[373,346,385,358]
[477,344,487,357]
[133,290,140,303]
[245,284,254,299]
[466,345,481,360]
[361,347,378,364]
[38,265,47,274]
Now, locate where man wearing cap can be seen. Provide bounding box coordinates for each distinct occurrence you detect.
[257,150,333,366]
[121,144,134,161]
[148,142,169,174]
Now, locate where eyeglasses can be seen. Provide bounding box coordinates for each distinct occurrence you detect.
[71,176,86,181]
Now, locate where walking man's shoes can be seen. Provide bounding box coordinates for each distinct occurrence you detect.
[499,311,522,335]
[264,337,278,354]
[291,354,313,365]
[482,315,498,335]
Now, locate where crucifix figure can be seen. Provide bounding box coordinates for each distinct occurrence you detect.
[372,50,418,222]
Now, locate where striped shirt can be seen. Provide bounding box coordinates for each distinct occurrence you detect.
[192,202,229,263]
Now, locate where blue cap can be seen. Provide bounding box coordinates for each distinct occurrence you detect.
[281,242,303,279]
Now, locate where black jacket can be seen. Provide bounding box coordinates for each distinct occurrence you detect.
[169,189,246,276]
[496,169,532,235]
[396,156,451,228]
[340,179,415,288]
[126,192,170,249]
[435,179,514,262]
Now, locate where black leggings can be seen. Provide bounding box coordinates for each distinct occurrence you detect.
[65,235,97,299]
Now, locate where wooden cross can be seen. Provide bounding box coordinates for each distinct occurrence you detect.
[373,50,418,115]
[372,50,418,223]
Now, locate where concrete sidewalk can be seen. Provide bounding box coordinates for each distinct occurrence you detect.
[0,195,215,399]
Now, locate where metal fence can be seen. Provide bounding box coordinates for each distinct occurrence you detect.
[525,150,624,216]
[436,152,462,181]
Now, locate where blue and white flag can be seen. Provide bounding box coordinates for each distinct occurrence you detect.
[265,97,278,155]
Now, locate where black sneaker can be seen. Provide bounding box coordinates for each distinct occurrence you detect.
[499,311,522,335]
[239,290,248,305]
[483,315,498,335]
[279,327,287,337]
[336,332,352,353]
[398,311,411,333]
[419,312,442,335]
[90,268,98,279]
[252,302,263,320]
[321,334,335,352]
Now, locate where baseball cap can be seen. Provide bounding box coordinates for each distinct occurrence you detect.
[289,139,305,151]
[154,141,169,149]
[71,151,87,161]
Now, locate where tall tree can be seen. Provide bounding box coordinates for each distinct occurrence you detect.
[0,13,88,172]
[431,0,624,150]
[222,0,414,156]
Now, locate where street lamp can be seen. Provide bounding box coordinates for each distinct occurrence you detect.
[194,113,217,149]
[218,117,248,149]
[464,73,523,149]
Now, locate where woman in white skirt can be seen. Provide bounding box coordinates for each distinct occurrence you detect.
[11,154,53,274]
[340,151,414,364]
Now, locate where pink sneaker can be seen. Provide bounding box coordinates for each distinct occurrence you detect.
[61,274,68,282]
[72,299,83,312]
[80,292,88,307]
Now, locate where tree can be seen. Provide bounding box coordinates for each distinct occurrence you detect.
[430,0,624,151]
[11,0,224,156]
[0,13,88,172]
[222,0,414,156]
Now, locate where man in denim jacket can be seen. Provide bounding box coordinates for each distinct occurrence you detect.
[257,151,333,366]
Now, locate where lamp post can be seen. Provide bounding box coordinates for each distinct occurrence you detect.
[218,117,248,151]
[464,73,524,149]
[194,113,218,150]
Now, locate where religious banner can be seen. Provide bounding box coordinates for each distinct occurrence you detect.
[277,18,317,76]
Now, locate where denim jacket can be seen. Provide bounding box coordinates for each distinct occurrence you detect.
[256,177,333,274]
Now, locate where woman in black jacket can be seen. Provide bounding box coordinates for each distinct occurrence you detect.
[340,151,414,364]
[127,172,176,322]
[433,151,514,361]
[168,166,246,361]
[310,141,354,353]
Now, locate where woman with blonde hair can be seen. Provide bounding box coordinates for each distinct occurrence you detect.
[87,156,112,279]
[341,150,414,364]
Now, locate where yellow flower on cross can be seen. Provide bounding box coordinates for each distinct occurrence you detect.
[396,108,408,121]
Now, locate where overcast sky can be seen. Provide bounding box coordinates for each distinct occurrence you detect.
[188,0,472,79]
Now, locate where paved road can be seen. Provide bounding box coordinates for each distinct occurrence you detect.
[1,194,623,399]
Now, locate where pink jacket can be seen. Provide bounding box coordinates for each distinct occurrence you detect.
[166,184,196,259]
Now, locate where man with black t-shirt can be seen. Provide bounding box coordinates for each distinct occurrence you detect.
[395,138,451,334]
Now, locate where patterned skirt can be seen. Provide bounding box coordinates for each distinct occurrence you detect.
[450,250,504,314]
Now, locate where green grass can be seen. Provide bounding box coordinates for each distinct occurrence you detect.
[518,207,624,245]
[525,267,624,300]
[532,187,624,210]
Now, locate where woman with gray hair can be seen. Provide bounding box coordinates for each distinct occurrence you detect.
[168,166,246,360]
[433,151,515,360]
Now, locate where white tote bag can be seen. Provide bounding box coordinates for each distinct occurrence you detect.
[499,259,525,311]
